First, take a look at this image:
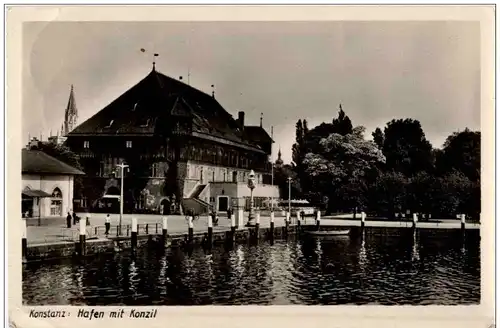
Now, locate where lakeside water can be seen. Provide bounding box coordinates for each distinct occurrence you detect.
[23,228,480,305]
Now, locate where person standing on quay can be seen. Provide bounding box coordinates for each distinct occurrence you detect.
[105,214,111,236]
[66,212,72,228]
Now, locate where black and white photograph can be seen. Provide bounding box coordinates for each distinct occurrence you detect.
[8,5,493,319]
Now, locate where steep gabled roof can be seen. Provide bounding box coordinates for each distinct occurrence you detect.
[68,68,263,152]
[244,126,274,144]
[22,149,85,175]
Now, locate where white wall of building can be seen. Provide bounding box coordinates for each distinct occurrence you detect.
[22,174,75,217]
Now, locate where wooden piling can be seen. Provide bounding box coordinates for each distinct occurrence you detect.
[361,211,366,229]
[461,214,466,231]
[255,212,260,240]
[79,217,86,256]
[162,216,168,246]
[270,211,275,241]
[188,216,194,243]
[316,211,321,230]
[230,214,236,236]
[22,218,27,262]
[207,214,213,247]
[131,217,138,251]
[412,213,418,229]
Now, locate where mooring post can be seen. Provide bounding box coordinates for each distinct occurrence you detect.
[162,216,168,246]
[188,216,194,243]
[270,211,275,239]
[316,210,321,230]
[461,214,466,231]
[285,212,290,234]
[412,213,418,229]
[296,211,300,226]
[255,212,260,239]
[207,213,213,247]
[237,208,244,228]
[230,214,236,241]
[79,216,86,256]
[131,217,138,251]
[361,211,366,229]
[22,218,27,262]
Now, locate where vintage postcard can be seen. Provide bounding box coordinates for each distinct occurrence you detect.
[6,4,495,328]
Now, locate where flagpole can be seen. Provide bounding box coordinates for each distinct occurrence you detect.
[271,126,274,212]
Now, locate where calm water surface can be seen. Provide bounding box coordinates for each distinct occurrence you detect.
[23,229,480,305]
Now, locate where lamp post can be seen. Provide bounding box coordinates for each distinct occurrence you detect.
[246,170,256,226]
[116,162,129,235]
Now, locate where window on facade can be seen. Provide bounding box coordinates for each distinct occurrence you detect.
[50,188,63,216]
[209,197,215,202]
[84,141,90,148]
[126,141,132,148]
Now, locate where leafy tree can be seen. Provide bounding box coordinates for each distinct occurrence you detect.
[331,104,353,136]
[430,170,474,217]
[382,119,434,176]
[292,119,308,166]
[366,171,408,218]
[302,126,385,213]
[372,127,385,150]
[406,171,435,215]
[273,164,301,200]
[437,129,480,182]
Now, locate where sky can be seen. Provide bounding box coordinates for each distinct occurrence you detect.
[22,21,480,164]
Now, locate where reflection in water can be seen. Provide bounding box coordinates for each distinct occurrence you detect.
[23,229,481,306]
[358,233,367,271]
[412,230,420,262]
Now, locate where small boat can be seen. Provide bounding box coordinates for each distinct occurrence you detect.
[306,229,350,236]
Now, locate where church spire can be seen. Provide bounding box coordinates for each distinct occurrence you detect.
[275,145,283,167]
[63,85,78,135]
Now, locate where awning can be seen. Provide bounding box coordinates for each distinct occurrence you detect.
[22,189,52,198]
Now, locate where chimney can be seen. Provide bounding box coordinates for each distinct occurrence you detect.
[238,111,245,128]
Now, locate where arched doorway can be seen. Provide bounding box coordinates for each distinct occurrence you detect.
[50,187,63,216]
[160,198,171,215]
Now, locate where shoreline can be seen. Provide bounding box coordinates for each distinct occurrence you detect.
[23,220,479,264]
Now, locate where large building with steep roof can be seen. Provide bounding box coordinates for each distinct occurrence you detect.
[65,66,279,214]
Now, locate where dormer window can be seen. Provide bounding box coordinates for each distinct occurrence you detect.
[126,141,132,148]
[104,120,114,128]
[139,118,150,127]
[83,141,90,149]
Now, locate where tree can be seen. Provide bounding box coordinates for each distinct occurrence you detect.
[30,142,85,198]
[406,171,435,214]
[437,129,480,182]
[292,119,308,166]
[302,126,385,213]
[372,127,384,150]
[273,164,301,200]
[331,104,353,136]
[382,119,434,176]
[366,171,408,218]
[430,170,474,218]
